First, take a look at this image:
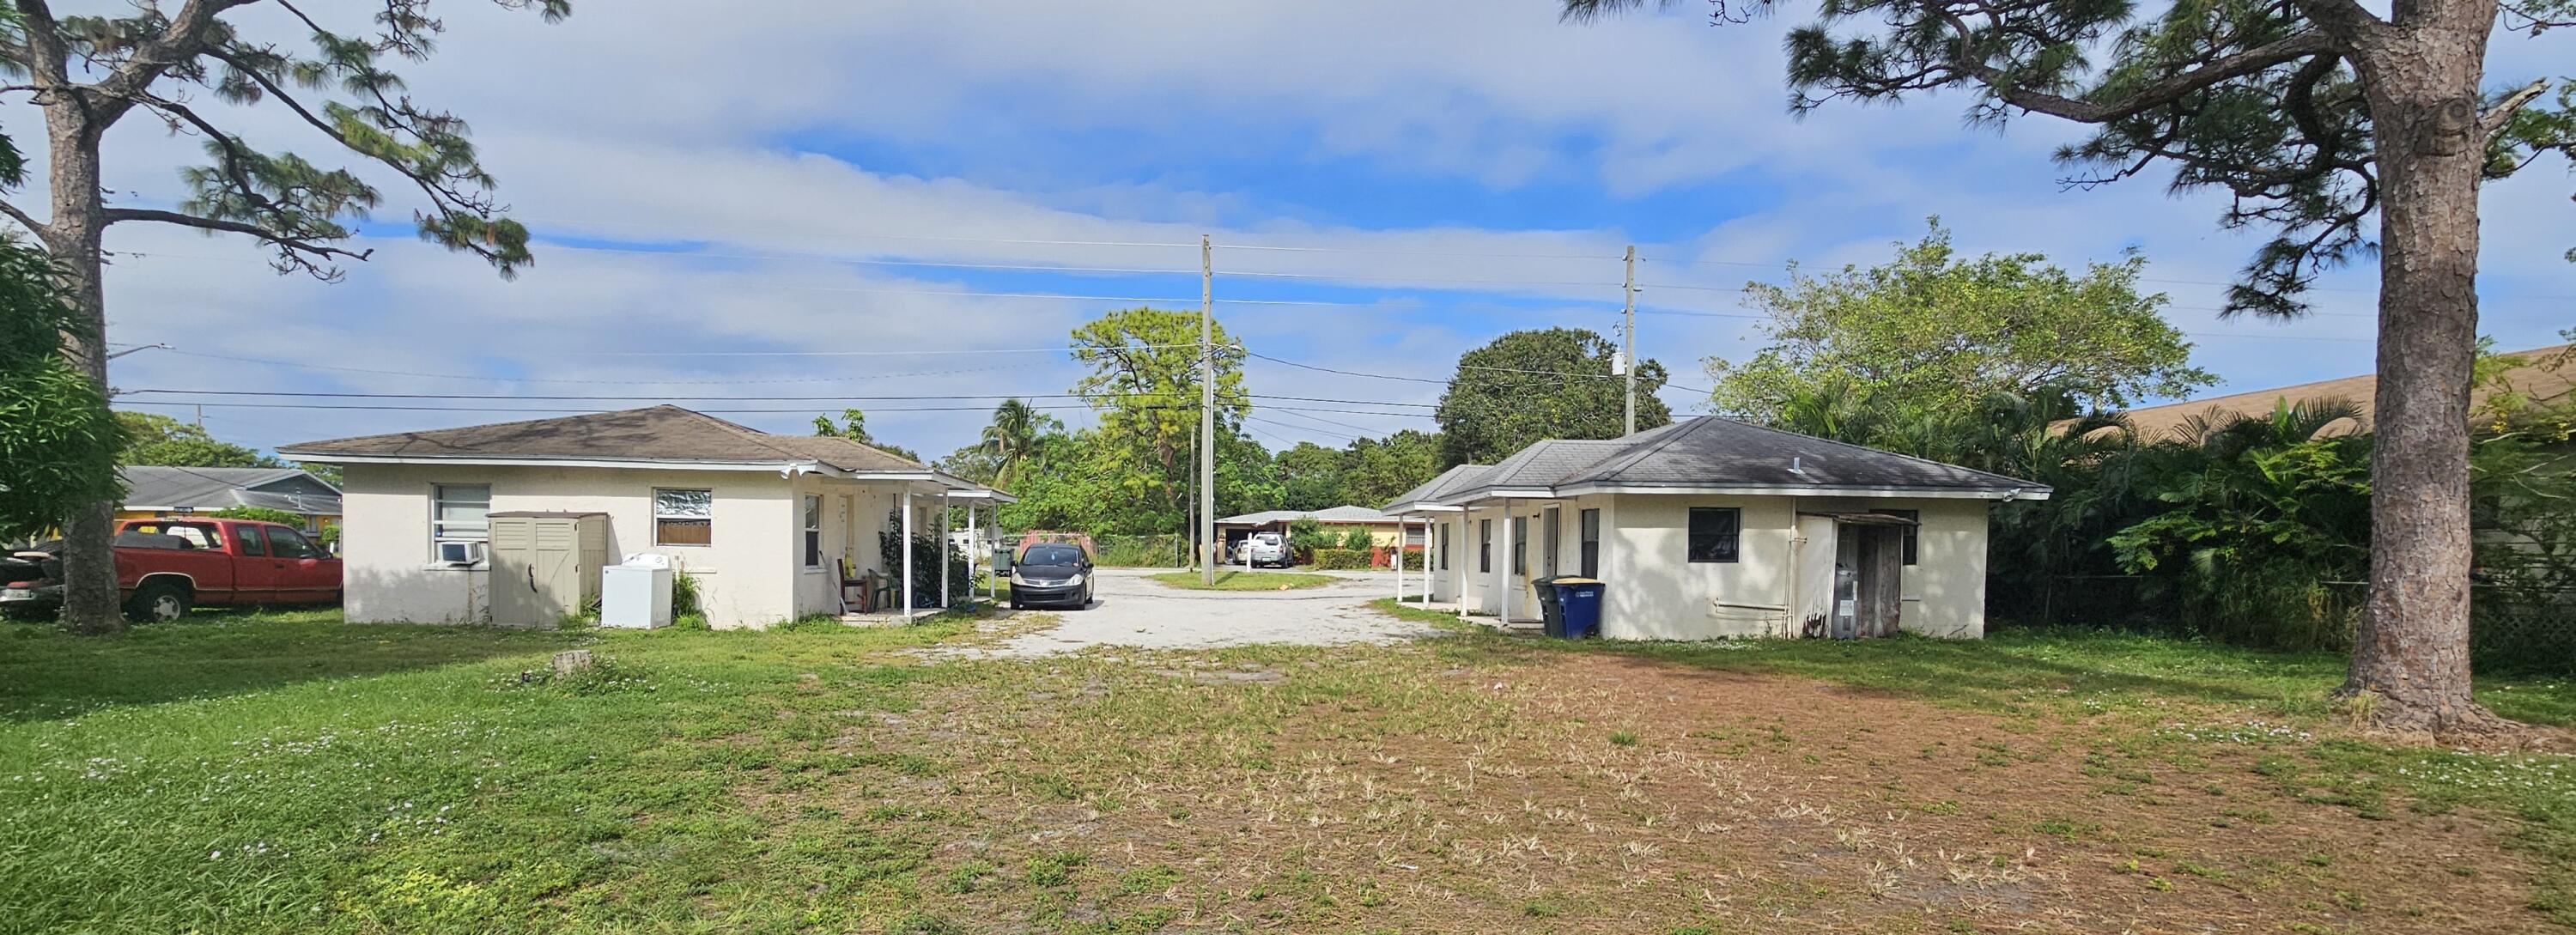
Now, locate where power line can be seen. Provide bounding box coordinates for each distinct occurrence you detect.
[116,387,1443,409]
[1245,413,1358,442]
[1245,349,1717,397]
[137,348,1060,385]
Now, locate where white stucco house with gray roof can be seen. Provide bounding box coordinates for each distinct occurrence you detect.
[1383,417,2048,641]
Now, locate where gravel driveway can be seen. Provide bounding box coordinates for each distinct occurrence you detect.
[963,568,1442,657]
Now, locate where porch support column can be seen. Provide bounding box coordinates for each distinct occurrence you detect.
[1394,515,1406,603]
[1494,502,1504,626]
[900,489,915,623]
[939,492,951,610]
[966,502,979,608]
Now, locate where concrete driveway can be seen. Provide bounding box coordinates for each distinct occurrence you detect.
[964,567,1443,657]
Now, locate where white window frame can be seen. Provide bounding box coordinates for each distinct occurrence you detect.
[430,483,491,559]
[654,488,714,546]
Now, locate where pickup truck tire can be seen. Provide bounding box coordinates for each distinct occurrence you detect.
[125,580,191,622]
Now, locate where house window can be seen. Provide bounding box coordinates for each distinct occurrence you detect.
[1874,509,1920,565]
[802,495,823,569]
[1686,507,1740,563]
[431,483,489,556]
[1479,519,1492,573]
[1580,508,1601,579]
[1512,515,1528,575]
[655,489,714,545]
[1439,522,1451,571]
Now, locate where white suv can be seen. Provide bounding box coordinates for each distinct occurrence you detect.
[1241,531,1289,568]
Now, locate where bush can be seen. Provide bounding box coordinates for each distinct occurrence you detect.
[1096,534,1182,567]
[1310,548,1372,570]
[1339,527,1373,550]
[1394,549,1425,571]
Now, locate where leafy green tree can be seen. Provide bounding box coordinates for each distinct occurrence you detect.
[1339,526,1374,551]
[1710,222,2211,422]
[1436,328,1668,466]
[933,443,1000,487]
[1273,441,1344,512]
[1567,0,2576,736]
[813,409,921,464]
[0,231,119,551]
[996,431,1116,535]
[1070,307,1247,534]
[1340,429,1444,507]
[2,1,569,634]
[116,412,276,469]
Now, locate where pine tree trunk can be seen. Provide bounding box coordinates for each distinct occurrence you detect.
[43,94,123,635]
[2339,18,2504,737]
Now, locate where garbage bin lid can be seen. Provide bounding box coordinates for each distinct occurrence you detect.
[1549,577,1601,586]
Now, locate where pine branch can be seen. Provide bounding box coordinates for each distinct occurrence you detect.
[2485,79,2555,140]
[98,207,371,263]
[0,197,46,237]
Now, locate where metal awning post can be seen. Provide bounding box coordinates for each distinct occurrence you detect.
[900,490,914,623]
[939,492,951,610]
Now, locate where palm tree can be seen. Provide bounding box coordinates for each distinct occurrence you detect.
[981,399,1048,490]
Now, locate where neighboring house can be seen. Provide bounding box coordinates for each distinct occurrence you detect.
[118,465,343,531]
[279,405,1011,628]
[1383,417,2048,641]
[1214,505,1419,552]
[2114,342,2572,440]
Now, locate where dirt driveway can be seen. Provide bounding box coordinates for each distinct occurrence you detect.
[964,567,1442,657]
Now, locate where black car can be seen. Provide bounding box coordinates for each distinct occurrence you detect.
[1009,543,1092,610]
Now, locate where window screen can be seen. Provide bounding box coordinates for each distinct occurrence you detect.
[1686,507,1740,563]
[431,483,490,554]
[802,495,823,568]
[1478,519,1492,574]
[1579,508,1601,579]
[656,489,714,545]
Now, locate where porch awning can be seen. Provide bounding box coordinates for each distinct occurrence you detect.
[1797,511,1920,526]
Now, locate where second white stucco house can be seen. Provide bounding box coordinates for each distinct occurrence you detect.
[280,406,1010,628]
[1383,417,2049,641]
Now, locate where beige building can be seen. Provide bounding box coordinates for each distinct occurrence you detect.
[1384,418,2047,641]
[281,406,1009,628]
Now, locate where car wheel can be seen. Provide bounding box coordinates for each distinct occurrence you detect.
[1010,598,1024,611]
[125,580,191,622]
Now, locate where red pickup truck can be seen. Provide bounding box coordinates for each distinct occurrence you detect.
[0,518,342,622]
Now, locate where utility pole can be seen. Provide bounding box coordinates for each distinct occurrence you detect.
[1200,234,1217,586]
[1621,245,1637,437]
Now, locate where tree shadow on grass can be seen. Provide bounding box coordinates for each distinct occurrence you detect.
[0,610,580,721]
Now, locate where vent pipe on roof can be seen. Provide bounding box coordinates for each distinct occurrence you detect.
[1790,456,1806,475]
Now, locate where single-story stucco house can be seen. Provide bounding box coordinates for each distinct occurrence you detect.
[118,464,343,531]
[279,405,1011,628]
[1382,417,2049,641]
[1214,505,1419,551]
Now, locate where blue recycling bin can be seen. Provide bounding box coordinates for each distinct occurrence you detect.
[1551,577,1603,639]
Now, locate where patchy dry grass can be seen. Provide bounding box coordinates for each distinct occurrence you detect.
[1145,570,1345,591]
[3,606,2573,933]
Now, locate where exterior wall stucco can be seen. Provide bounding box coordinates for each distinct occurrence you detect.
[339,464,948,628]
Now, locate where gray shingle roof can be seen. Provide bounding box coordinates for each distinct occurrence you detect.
[1214,505,1396,525]
[1382,417,2044,509]
[279,405,929,473]
[120,465,343,515]
[1556,417,2038,494]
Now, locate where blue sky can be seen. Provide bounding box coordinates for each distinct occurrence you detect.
[28,1,2571,462]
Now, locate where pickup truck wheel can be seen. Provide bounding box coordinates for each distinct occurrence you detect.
[125,581,191,622]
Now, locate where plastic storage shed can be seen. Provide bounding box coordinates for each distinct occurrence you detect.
[489,512,610,626]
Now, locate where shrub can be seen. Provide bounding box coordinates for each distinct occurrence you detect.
[671,567,703,617]
[1339,527,1373,550]
[1310,548,1372,570]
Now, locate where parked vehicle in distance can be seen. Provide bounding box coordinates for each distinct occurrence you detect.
[0,518,342,622]
[1009,543,1092,610]
[1242,531,1289,568]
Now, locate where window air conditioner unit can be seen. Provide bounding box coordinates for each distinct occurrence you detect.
[437,541,486,566]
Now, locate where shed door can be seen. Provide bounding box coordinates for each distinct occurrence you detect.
[531,519,581,621]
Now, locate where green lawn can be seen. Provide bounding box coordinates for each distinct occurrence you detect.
[1143,569,1343,590]
[6,607,2576,933]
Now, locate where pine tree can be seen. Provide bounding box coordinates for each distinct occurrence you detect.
[1567,0,2576,738]
[0,0,570,634]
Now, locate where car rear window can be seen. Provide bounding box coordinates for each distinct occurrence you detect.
[1020,544,1084,566]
